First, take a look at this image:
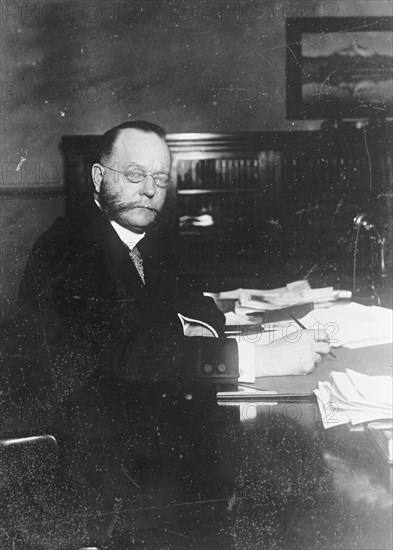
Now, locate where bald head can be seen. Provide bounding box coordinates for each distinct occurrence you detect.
[92,126,172,233]
[98,120,167,165]
[109,128,171,174]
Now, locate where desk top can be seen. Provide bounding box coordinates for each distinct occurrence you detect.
[1,347,392,549]
[256,343,392,396]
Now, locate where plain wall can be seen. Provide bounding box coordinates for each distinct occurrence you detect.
[1,0,391,317]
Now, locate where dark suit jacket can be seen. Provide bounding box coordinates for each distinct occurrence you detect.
[9,201,238,401]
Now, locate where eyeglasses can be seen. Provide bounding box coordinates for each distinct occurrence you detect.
[101,163,170,188]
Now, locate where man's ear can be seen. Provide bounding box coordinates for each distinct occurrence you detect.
[92,164,104,194]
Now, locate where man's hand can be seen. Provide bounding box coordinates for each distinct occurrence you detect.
[254,329,331,377]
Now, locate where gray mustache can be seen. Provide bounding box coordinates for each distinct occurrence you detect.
[112,202,158,214]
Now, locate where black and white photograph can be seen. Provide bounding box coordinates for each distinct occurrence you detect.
[286,16,393,118]
[1,2,392,549]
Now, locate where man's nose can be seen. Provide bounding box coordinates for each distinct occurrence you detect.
[140,174,156,197]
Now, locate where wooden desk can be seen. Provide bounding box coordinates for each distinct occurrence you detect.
[256,343,392,397]
[1,349,392,549]
[217,297,392,397]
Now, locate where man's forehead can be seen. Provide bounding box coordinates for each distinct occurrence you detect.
[113,128,170,159]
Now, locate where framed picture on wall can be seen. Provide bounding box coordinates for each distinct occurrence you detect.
[286,17,393,120]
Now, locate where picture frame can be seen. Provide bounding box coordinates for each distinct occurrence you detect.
[286,17,393,120]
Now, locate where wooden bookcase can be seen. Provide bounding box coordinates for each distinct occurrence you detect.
[61,125,392,292]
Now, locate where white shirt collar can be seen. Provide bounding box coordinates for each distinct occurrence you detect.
[94,198,145,250]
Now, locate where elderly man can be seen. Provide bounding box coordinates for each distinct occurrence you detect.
[15,121,330,401]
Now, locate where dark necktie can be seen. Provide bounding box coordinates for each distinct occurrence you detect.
[129,245,145,284]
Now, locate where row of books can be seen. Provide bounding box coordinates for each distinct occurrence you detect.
[175,154,390,191]
[176,156,280,190]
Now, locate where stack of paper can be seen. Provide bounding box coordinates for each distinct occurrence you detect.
[224,311,255,326]
[314,369,393,430]
[223,301,391,354]
[219,280,350,313]
[299,303,393,348]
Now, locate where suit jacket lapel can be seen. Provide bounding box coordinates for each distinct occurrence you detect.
[71,201,145,295]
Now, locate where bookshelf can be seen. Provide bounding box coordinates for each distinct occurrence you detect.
[61,125,392,291]
[173,154,279,236]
